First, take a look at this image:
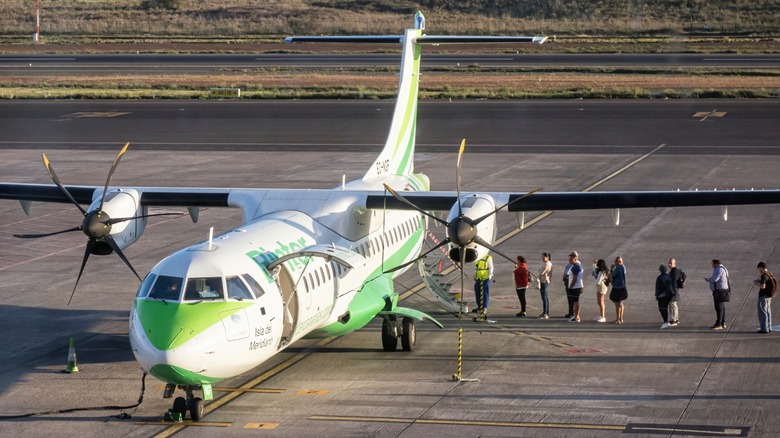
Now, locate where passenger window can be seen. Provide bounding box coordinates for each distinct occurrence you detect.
[136,273,158,298]
[184,277,224,300]
[226,276,253,300]
[242,274,265,298]
[148,275,183,301]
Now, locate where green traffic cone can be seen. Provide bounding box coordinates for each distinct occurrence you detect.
[65,337,79,373]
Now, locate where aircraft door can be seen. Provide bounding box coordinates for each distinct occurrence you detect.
[273,266,298,348]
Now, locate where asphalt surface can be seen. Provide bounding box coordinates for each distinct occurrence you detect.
[1,53,779,75]
[0,100,779,437]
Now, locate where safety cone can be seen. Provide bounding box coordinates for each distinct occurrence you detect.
[65,337,79,373]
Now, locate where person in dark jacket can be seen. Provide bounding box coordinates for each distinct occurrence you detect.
[656,264,674,329]
[667,258,683,326]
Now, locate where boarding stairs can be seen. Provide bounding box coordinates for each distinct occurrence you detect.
[416,230,469,313]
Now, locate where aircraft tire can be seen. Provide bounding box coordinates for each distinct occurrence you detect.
[172,396,187,417]
[190,397,204,421]
[401,317,416,351]
[381,319,398,351]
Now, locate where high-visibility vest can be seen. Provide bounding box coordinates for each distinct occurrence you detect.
[475,255,492,280]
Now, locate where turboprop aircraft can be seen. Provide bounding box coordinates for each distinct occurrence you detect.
[2,12,780,422]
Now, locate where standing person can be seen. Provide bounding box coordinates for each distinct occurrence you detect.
[513,256,531,317]
[754,261,775,334]
[656,264,674,329]
[474,253,494,317]
[705,259,730,330]
[609,256,628,324]
[590,259,609,323]
[537,253,552,319]
[667,258,685,326]
[567,251,584,322]
[562,257,573,319]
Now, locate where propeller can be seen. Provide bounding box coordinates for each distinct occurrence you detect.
[13,143,180,305]
[383,138,540,275]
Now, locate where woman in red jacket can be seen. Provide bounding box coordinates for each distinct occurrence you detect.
[514,255,531,317]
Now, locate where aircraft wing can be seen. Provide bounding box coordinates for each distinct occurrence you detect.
[365,189,780,212]
[0,183,232,207]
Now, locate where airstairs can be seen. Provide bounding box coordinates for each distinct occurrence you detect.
[417,230,469,313]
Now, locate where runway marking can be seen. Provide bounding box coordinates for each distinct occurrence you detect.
[564,347,604,354]
[297,389,327,395]
[60,111,130,119]
[308,414,625,431]
[693,110,727,121]
[624,423,749,436]
[137,420,231,427]
[213,387,284,394]
[244,422,279,429]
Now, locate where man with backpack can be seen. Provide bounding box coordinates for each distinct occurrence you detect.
[755,261,776,334]
[668,258,686,326]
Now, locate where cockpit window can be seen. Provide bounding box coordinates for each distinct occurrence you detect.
[136,273,158,298]
[226,276,254,300]
[148,275,183,301]
[184,277,224,300]
[242,274,265,298]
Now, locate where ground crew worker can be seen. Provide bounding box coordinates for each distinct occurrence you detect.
[474,253,494,317]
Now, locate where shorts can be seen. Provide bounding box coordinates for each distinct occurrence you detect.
[568,288,582,303]
[610,287,628,303]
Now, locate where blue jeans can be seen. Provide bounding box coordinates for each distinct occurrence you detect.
[758,296,772,332]
[539,282,550,314]
[475,279,490,310]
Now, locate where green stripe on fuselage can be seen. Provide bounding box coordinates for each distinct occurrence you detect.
[150,364,223,386]
[135,299,253,351]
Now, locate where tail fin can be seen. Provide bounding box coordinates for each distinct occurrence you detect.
[285,12,547,181]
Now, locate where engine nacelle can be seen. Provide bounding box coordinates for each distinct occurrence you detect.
[446,194,497,263]
[87,188,146,254]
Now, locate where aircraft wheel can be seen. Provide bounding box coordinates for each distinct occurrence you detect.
[190,397,204,422]
[401,317,416,351]
[172,396,187,417]
[381,318,398,351]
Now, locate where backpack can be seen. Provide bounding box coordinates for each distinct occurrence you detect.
[676,269,686,289]
[767,272,778,298]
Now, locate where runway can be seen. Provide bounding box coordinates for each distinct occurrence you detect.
[0,100,779,437]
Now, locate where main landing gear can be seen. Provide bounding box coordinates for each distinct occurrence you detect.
[164,384,208,421]
[381,316,416,352]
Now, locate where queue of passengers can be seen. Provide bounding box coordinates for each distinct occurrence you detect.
[501,252,776,332]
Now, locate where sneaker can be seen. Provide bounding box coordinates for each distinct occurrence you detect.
[595,317,606,323]
[712,325,724,330]
[669,320,679,326]
[516,311,526,317]
[563,314,572,319]
[542,314,549,319]
[569,317,580,322]
[756,330,770,334]
[660,322,670,329]
[537,313,547,319]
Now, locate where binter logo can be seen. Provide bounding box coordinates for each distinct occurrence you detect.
[246,237,310,272]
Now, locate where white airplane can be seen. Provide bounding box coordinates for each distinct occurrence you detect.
[1,12,780,422]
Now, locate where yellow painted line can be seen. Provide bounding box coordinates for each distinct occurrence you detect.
[214,387,284,394]
[553,343,571,348]
[297,389,328,395]
[138,421,231,427]
[693,110,727,121]
[244,422,279,429]
[309,414,625,431]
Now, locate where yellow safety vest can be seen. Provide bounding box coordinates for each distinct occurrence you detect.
[474,255,492,280]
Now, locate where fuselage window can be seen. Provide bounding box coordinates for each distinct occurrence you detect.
[303,275,310,291]
[242,274,265,298]
[148,275,183,301]
[184,277,224,300]
[226,276,254,300]
[136,273,158,298]
[327,264,332,280]
[315,269,321,286]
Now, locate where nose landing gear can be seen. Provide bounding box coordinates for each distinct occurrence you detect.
[164,383,209,421]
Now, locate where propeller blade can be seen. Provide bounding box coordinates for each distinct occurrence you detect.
[383,239,449,274]
[13,225,82,239]
[68,238,94,306]
[383,184,447,226]
[455,139,466,217]
[459,241,466,317]
[105,235,142,282]
[472,188,543,225]
[98,142,130,213]
[104,212,183,226]
[472,235,515,264]
[42,152,87,216]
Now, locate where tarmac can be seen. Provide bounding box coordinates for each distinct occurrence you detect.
[0,100,779,437]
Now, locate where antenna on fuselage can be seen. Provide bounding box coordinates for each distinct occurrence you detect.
[208,226,214,250]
